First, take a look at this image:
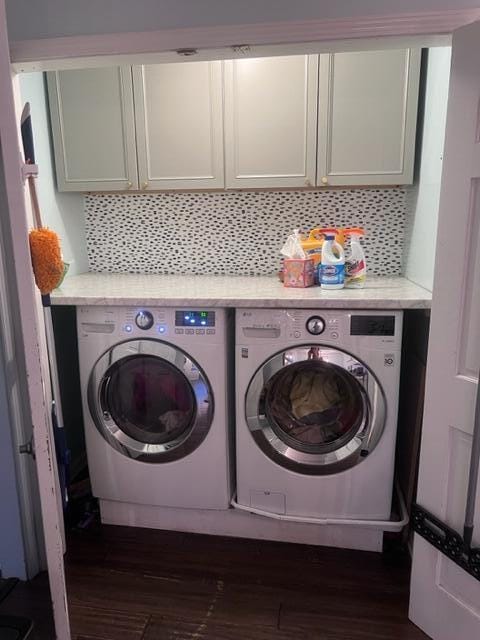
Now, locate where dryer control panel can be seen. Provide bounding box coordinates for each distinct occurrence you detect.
[236,308,402,350]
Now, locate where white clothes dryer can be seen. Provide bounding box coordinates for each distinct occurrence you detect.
[235,308,403,521]
[77,306,231,518]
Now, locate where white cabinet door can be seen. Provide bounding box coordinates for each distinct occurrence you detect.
[224,55,318,188]
[132,61,224,190]
[47,67,138,191]
[409,21,480,640]
[317,49,421,186]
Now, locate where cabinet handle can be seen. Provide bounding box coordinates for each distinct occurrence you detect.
[321,176,329,185]
[126,181,133,190]
[141,181,149,190]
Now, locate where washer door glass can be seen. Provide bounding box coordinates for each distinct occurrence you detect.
[89,339,214,463]
[103,355,196,445]
[246,346,385,475]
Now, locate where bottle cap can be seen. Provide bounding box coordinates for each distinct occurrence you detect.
[343,227,365,236]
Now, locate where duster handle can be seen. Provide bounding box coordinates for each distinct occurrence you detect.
[27,176,42,229]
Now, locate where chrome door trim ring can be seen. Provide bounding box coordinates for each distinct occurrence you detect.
[245,344,386,475]
[88,338,214,463]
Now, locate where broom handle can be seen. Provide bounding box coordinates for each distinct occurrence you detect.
[43,303,64,430]
[28,175,43,229]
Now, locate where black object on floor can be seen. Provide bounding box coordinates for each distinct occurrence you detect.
[0,615,33,639]
[0,581,18,606]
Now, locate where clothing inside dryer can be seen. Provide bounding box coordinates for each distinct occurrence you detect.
[263,358,366,449]
[104,355,196,444]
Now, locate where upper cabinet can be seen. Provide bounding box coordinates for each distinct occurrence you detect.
[47,67,138,191]
[317,49,421,186]
[132,62,224,190]
[224,56,318,188]
[47,49,421,192]
[48,61,224,192]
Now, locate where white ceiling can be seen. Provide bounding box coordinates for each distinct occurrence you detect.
[6,0,480,41]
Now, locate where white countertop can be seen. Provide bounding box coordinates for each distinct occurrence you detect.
[51,273,431,309]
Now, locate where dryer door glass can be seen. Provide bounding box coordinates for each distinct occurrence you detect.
[245,346,385,475]
[103,355,196,445]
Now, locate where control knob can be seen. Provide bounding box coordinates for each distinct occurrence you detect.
[306,316,325,335]
[135,310,154,330]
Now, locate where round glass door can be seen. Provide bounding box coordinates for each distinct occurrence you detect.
[89,339,214,462]
[245,346,385,475]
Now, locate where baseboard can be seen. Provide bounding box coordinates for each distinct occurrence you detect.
[100,499,384,552]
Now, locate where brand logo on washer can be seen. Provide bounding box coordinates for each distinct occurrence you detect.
[241,348,249,359]
[384,354,395,367]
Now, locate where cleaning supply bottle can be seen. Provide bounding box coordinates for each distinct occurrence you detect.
[319,232,345,290]
[301,227,346,269]
[344,227,366,288]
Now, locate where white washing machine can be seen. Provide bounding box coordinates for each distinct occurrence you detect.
[236,308,403,521]
[77,306,231,519]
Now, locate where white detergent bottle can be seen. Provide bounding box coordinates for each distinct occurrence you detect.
[344,227,366,288]
[320,233,345,290]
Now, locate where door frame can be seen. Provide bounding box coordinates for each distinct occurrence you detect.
[0,155,45,580]
[0,2,70,637]
[0,3,478,639]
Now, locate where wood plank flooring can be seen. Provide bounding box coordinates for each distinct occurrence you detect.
[0,525,429,639]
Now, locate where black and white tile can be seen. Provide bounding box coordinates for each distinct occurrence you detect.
[85,189,406,276]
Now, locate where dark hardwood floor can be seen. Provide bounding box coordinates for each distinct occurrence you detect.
[0,524,429,639]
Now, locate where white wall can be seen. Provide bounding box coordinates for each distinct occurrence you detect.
[19,73,88,275]
[405,47,451,292]
[5,1,480,41]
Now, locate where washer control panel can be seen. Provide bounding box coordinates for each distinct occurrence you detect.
[78,306,224,342]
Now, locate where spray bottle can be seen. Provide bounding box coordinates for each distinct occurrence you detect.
[344,227,366,288]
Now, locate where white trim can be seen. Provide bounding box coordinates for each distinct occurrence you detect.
[8,10,472,72]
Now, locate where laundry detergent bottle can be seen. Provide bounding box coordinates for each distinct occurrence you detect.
[344,227,366,288]
[320,233,345,289]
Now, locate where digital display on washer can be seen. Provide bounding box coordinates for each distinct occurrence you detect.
[175,310,215,327]
[350,315,395,336]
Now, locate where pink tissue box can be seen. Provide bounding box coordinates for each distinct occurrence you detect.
[283,258,315,288]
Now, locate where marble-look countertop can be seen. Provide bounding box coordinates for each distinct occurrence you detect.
[51,273,432,309]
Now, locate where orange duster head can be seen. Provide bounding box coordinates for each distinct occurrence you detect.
[29,228,64,295]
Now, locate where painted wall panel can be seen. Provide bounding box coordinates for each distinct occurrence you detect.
[404,47,451,291]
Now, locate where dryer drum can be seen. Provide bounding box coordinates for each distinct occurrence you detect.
[245,345,386,475]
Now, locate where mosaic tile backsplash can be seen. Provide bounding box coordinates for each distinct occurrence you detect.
[85,189,406,276]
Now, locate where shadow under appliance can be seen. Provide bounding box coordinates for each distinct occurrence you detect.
[77,306,231,518]
[235,308,403,520]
